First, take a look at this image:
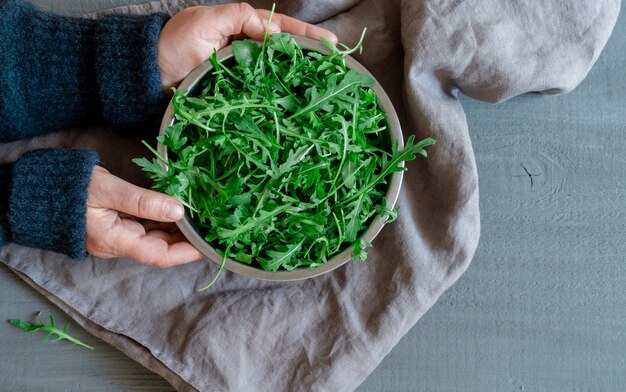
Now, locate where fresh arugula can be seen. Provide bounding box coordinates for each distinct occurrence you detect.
[9,312,94,350]
[135,20,435,289]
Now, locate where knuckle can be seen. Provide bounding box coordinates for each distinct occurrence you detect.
[236,2,254,14]
[234,2,256,22]
[137,245,171,268]
[135,191,161,219]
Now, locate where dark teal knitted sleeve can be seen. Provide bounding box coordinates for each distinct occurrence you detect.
[0,150,100,259]
[0,0,168,141]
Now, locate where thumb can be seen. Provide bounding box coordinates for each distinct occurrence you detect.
[88,167,184,222]
[212,3,279,40]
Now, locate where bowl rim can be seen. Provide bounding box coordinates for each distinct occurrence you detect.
[158,35,404,281]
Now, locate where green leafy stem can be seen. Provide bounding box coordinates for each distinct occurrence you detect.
[9,312,94,350]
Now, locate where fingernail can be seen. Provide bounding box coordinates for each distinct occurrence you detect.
[165,201,184,220]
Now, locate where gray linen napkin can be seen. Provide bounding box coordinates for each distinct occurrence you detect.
[0,0,619,391]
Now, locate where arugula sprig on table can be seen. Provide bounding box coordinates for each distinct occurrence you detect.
[9,312,94,350]
[135,26,435,288]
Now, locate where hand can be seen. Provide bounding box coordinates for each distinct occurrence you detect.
[158,3,338,91]
[86,166,205,267]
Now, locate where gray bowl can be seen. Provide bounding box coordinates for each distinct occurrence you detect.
[158,36,403,281]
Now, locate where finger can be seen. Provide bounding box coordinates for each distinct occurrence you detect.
[145,229,189,245]
[141,220,179,232]
[209,4,338,43]
[126,237,206,268]
[210,3,273,40]
[255,9,338,44]
[106,223,205,267]
[89,167,184,222]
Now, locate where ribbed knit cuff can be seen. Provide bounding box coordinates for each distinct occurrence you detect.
[0,0,100,142]
[95,13,169,136]
[0,0,168,142]
[8,149,100,259]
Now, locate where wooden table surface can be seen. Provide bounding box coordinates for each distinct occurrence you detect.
[1,1,625,391]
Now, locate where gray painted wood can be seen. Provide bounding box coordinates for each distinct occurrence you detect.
[357,7,626,392]
[0,264,174,391]
[2,0,625,391]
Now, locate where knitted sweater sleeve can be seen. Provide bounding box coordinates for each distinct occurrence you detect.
[0,0,169,258]
[0,0,169,140]
[0,150,99,259]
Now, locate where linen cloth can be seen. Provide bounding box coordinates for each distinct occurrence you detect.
[0,0,619,390]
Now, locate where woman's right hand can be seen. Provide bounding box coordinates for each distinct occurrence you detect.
[157,3,338,91]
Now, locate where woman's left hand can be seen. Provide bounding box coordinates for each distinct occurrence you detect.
[86,166,205,267]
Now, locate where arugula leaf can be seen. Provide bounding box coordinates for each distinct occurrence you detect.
[260,240,305,272]
[157,122,188,151]
[133,157,167,180]
[352,239,372,262]
[345,194,367,242]
[9,312,94,350]
[268,32,296,56]
[345,136,437,203]
[232,39,261,68]
[288,70,375,119]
